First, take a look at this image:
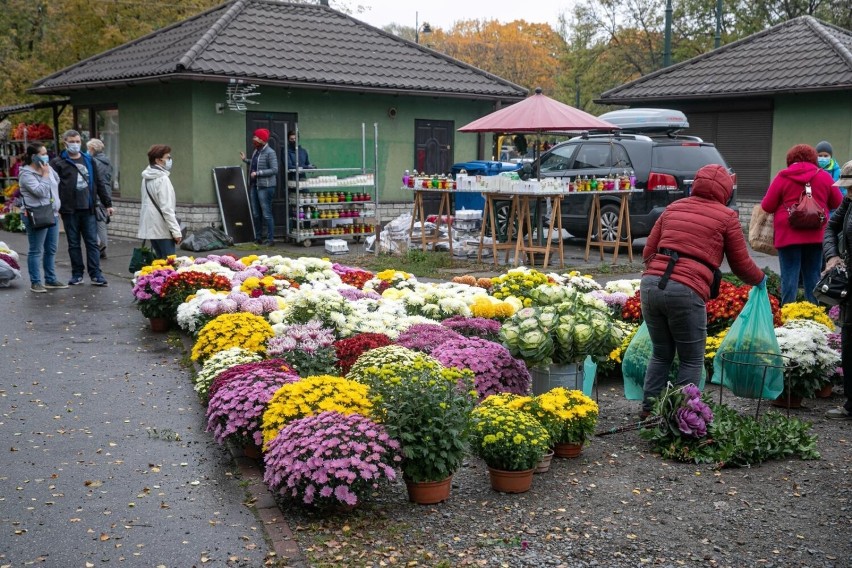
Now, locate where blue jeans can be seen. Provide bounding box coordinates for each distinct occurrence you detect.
[777,243,822,305]
[62,210,102,280]
[640,275,707,411]
[150,238,176,259]
[23,214,60,285]
[250,186,275,242]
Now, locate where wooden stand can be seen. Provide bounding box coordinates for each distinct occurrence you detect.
[584,192,633,263]
[513,194,565,269]
[409,189,453,255]
[478,192,518,266]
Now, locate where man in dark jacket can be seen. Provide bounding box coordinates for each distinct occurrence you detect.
[87,138,113,259]
[240,128,278,246]
[285,131,315,182]
[50,130,113,286]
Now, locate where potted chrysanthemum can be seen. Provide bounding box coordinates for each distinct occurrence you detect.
[479,393,562,473]
[535,387,599,457]
[774,320,839,407]
[132,268,175,331]
[263,411,402,510]
[349,348,477,504]
[469,405,550,493]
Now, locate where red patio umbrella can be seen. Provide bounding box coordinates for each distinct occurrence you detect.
[458,88,618,134]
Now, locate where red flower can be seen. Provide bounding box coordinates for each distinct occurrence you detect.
[334,333,393,376]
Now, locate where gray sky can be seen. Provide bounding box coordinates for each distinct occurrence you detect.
[353,0,570,31]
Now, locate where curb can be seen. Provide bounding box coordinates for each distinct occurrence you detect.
[178,333,308,568]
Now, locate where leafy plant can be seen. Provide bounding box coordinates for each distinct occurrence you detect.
[352,355,477,483]
[640,384,820,467]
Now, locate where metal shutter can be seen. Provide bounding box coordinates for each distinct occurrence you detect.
[684,110,772,201]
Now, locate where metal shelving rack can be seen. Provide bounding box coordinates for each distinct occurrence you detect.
[285,123,379,247]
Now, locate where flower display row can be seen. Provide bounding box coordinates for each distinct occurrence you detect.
[129,255,825,509]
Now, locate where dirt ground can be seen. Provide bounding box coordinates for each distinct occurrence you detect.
[276,375,851,568]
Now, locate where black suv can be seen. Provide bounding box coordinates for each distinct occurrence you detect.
[498,132,736,242]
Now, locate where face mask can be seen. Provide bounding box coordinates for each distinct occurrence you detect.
[253,140,264,149]
[288,141,296,150]
[66,142,81,154]
[818,157,831,168]
[164,158,173,171]
[36,155,49,165]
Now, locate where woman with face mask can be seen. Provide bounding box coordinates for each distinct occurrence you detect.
[18,143,66,293]
[137,144,182,259]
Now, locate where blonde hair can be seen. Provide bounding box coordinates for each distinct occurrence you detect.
[87,138,104,154]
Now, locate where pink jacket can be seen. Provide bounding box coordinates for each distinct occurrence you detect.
[761,162,842,249]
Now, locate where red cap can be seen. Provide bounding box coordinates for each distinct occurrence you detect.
[253,128,270,143]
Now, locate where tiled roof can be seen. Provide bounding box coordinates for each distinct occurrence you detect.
[31,0,526,100]
[597,16,852,104]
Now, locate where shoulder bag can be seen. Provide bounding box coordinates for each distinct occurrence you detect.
[145,180,184,236]
[813,204,851,305]
[787,181,826,229]
[20,193,56,230]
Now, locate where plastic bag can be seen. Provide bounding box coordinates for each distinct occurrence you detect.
[711,285,784,399]
[621,322,706,400]
[180,226,234,252]
[0,257,21,287]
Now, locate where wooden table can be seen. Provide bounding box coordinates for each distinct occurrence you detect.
[514,192,565,269]
[583,190,641,264]
[408,188,453,255]
[477,191,565,269]
[477,192,519,266]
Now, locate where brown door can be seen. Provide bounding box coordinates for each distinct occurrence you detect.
[247,112,297,238]
[414,119,453,175]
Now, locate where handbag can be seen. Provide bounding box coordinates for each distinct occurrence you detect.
[813,266,849,306]
[787,183,826,229]
[21,194,56,230]
[748,204,777,255]
[128,240,156,273]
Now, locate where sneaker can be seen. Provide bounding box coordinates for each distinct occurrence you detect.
[265,240,275,247]
[254,239,263,245]
[30,283,47,293]
[68,276,84,286]
[825,407,852,419]
[44,281,70,289]
[92,276,109,287]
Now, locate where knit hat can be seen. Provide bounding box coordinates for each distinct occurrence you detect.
[815,140,833,155]
[253,128,270,143]
[834,160,852,188]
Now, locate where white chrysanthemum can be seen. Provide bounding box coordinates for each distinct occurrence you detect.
[604,279,641,295]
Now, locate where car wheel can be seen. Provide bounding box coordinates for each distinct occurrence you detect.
[599,204,624,242]
[494,202,519,242]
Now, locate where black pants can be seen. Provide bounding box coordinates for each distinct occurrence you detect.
[841,304,852,412]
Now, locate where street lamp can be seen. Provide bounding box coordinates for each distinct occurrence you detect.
[415,11,432,44]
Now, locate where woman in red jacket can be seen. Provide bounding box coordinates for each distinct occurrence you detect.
[761,144,842,305]
[640,164,765,416]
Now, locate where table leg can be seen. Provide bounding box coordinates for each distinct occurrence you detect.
[478,194,490,263]
[622,196,634,262]
[554,197,564,268]
[503,196,518,265]
[584,195,599,262]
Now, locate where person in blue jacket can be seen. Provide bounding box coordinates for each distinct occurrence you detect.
[816,140,843,186]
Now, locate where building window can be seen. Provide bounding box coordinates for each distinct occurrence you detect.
[74,106,120,196]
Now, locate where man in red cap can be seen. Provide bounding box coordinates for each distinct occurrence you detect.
[240,128,279,246]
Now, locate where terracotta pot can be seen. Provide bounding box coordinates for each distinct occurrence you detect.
[553,442,583,458]
[816,384,834,398]
[487,467,534,493]
[149,317,169,332]
[534,450,555,474]
[241,442,263,460]
[771,395,803,409]
[405,476,452,505]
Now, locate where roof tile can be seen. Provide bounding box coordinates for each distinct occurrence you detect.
[598,16,852,103]
[32,0,525,100]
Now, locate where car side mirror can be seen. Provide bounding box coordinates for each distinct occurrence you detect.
[520,162,532,181]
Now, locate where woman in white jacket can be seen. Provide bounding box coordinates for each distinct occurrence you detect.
[137,144,182,258]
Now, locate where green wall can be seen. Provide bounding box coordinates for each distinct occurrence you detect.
[79,81,498,204]
[772,91,852,176]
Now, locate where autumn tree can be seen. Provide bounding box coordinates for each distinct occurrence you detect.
[416,20,568,95]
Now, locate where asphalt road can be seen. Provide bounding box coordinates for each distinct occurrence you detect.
[0,231,271,567]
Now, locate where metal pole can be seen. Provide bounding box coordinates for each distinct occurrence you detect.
[663,0,673,67]
[373,122,380,257]
[714,0,723,49]
[415,11,419,44]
